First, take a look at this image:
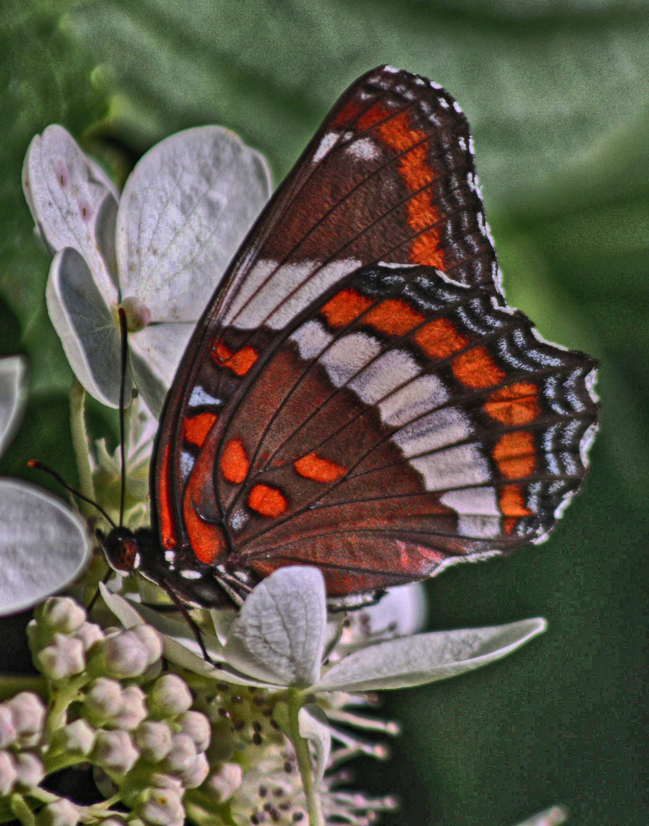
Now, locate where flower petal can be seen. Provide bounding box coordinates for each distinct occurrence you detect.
[128,323,194,417]
[224,567,327,687]
[0,356,27,458]
[513,806,568,826]
[355,582,428,638]
[22,125,119,302]
[46,248,126,407]
[298,704,331,790]
[314,618,547,692]
[116,126,271,323]
[0,479,90,616]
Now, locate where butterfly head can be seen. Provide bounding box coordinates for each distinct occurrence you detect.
[96,526,143,573]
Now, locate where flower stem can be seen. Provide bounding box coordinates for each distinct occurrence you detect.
[8,794,35,826]
[287,688,324,826]
[70,379,95,510]
[0,675,46,702]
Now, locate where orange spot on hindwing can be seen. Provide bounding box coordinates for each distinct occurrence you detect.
[492,432,536,479]
[220,438,249,484]
[294,452,346,483]
[452,346,505,389]
[364,299,424,337]
[414,318,468,359]
[212,341,258,376]
[484,383,540,426]
[248,485,288,518]
[157,442,176,550]
[321,289,373,328]
[500,484,533,517]
[183,412,217,448]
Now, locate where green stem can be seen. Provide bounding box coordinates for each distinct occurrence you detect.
[8,794,35,826]
[44,674,88,740]
[70,379,95,511]
[0,676,46,702]
[287,688,324,826]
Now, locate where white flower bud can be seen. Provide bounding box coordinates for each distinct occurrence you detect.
[204,762,242,803]
[26,619,40,653]
[83,678,123,725]
[121,296,152,333]
[131,626,164,667]
[149,773,184,792]
[162,733,196,775]
[6,692,46,746]
[36,797,80,826]
[58,719,96,756]
[37,634,85,682]
[147,675,192,719]
[38,597,86,634]
[136,786,184,826]
[92,730,140,776]
[0,706,17,748]
[92,630,151,678]
[13,752,45,790]
[177,752,209,789]
[74,622,104,651]
[0,750,17,796]
[113,685,148,730]
[175,711,210,753]
[135,721,172,762]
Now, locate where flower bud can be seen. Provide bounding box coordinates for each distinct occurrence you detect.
[74,622,104,651]
[57,720,96,756]
[135,721,172,762]
[83,678,123,724]
[136,786,184,826]
[175,711,210,753]
[0,750,17,796]
[162,733,196,775]
[131,626,164,667]
[36,797,80,826]
[177,752,209,789]
[26,619,40,653]
[91,630,151,678]
[38,597,86,635]
[147,675,192,719]
[6,692,46,746]
[13,752,45,790]
[121,296,152,333]
[92,730,140,776]
[0,706,16,749]
[37,634,85,682]
[204,762,242,803]
[113,685,148,730]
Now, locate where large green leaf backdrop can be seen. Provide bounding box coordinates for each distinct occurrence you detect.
[0,2,646,824]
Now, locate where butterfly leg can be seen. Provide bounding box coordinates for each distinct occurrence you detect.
[162,581,215,665]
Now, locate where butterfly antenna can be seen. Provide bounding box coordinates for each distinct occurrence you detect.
[28,460,116,529]
[117,307,129,528]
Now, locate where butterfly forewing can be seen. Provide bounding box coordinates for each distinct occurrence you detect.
[150,66,598,602]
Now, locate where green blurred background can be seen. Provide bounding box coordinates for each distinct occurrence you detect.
[0,1,646,824]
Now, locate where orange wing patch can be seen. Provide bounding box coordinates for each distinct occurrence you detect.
[364,298,424,337]
[414,317,469,359]
[220,438,250,484]
[321,288,373,328]
[453,346,505,389]
[212,341,259,376]
[183,412,217,448]
[492,432,536,479]
[484,383,540,426]
[248,484,288,518]
[294,452,347,483]
[157,442,176,550]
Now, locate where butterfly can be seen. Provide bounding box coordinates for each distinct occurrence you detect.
[99,65,599,613]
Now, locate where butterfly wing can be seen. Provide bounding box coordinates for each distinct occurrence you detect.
[151,66,598,599]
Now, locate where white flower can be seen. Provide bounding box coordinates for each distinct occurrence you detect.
[101,569,547,695]
[0,356,90,617]
[22,125,271,417]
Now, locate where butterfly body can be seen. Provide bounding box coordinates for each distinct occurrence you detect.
[100,66,598,610]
